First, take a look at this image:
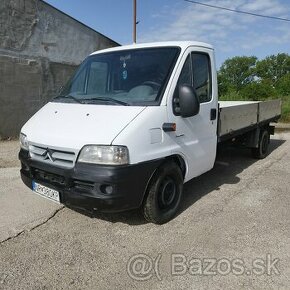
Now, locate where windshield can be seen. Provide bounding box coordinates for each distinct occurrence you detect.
[54,47,180,106]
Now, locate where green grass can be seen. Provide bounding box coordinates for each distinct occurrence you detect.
[280,96,290,122]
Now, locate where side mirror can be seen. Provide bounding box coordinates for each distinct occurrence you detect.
[179,85,200,118]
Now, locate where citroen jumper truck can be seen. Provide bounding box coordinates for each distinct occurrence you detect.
[19,42,281,224]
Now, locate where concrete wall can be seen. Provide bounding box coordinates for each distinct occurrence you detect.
[0,0,119,138]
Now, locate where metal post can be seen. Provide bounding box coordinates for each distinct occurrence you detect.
[133,0,137,43]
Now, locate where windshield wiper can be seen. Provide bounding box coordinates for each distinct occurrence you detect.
[54,95,83,104]
[82,97,129,106]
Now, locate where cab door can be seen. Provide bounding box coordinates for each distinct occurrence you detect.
[168,48,218,182]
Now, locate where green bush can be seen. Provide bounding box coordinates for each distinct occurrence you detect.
[276,74,290,96]
[239,81,277,101]
[280,95,290,122]
[219,89,242,101]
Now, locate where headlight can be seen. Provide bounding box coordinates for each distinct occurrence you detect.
[78,145,129,165]
[20,133,29,150]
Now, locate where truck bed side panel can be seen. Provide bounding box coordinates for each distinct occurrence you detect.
[258,99,282,123]
[218,102,259,137]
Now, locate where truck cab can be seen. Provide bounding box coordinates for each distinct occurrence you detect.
[19,42,280,224]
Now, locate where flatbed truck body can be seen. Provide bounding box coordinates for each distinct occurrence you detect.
[218,99,281,141]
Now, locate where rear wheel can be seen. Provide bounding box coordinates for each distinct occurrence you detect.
[252,129,270,159]
[142,161,183,224]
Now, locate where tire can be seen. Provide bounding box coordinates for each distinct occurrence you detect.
[252,129,270,159]
[142,161,183,224]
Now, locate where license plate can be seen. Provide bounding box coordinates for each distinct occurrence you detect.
[32,181,60,203]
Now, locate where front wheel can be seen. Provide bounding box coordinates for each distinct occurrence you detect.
[142,161,183,224]
[252,129,270,159]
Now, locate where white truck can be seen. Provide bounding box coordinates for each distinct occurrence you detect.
[19,41,281,224]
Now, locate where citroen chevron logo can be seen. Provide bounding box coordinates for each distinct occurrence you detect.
[42,148,55,162]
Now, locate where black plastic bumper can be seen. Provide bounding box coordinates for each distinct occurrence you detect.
[19,149,163,212]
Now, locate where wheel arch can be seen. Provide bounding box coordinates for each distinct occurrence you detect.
[141,154,187,205]
[165,154,187,179]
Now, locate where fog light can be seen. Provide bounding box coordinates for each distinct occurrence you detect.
[100,184,114,194]
[105,185,113,194]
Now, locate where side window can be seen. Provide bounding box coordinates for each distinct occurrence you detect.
[192,53,211,103]
[173,55,192,115]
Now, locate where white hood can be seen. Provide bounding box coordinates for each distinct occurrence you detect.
[22,102,146,150]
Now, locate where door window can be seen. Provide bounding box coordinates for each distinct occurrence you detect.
[173,52,212,115]
[192,53,212,103]
[173,55,192,115]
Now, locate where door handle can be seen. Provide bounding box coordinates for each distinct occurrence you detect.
[210,108,217,120]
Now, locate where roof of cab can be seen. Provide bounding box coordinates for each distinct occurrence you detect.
[90,41,213,56]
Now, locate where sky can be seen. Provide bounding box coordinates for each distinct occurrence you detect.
[45,0,290,67]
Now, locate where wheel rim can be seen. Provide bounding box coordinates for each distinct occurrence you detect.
[158,176,178,210]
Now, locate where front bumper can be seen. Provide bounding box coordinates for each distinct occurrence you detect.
[19,149,163,212]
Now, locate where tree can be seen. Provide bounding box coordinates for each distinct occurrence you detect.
[218,56,257,93]
[256,53,290,85]
[276,73,290,96]
[240,80,277,101]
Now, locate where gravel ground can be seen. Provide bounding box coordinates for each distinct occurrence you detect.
[0,141,20,168]
[0,133,290,289]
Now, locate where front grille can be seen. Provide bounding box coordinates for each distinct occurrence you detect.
[29,144,76,168]
[33,169,66,186]
[32,169,95,192]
